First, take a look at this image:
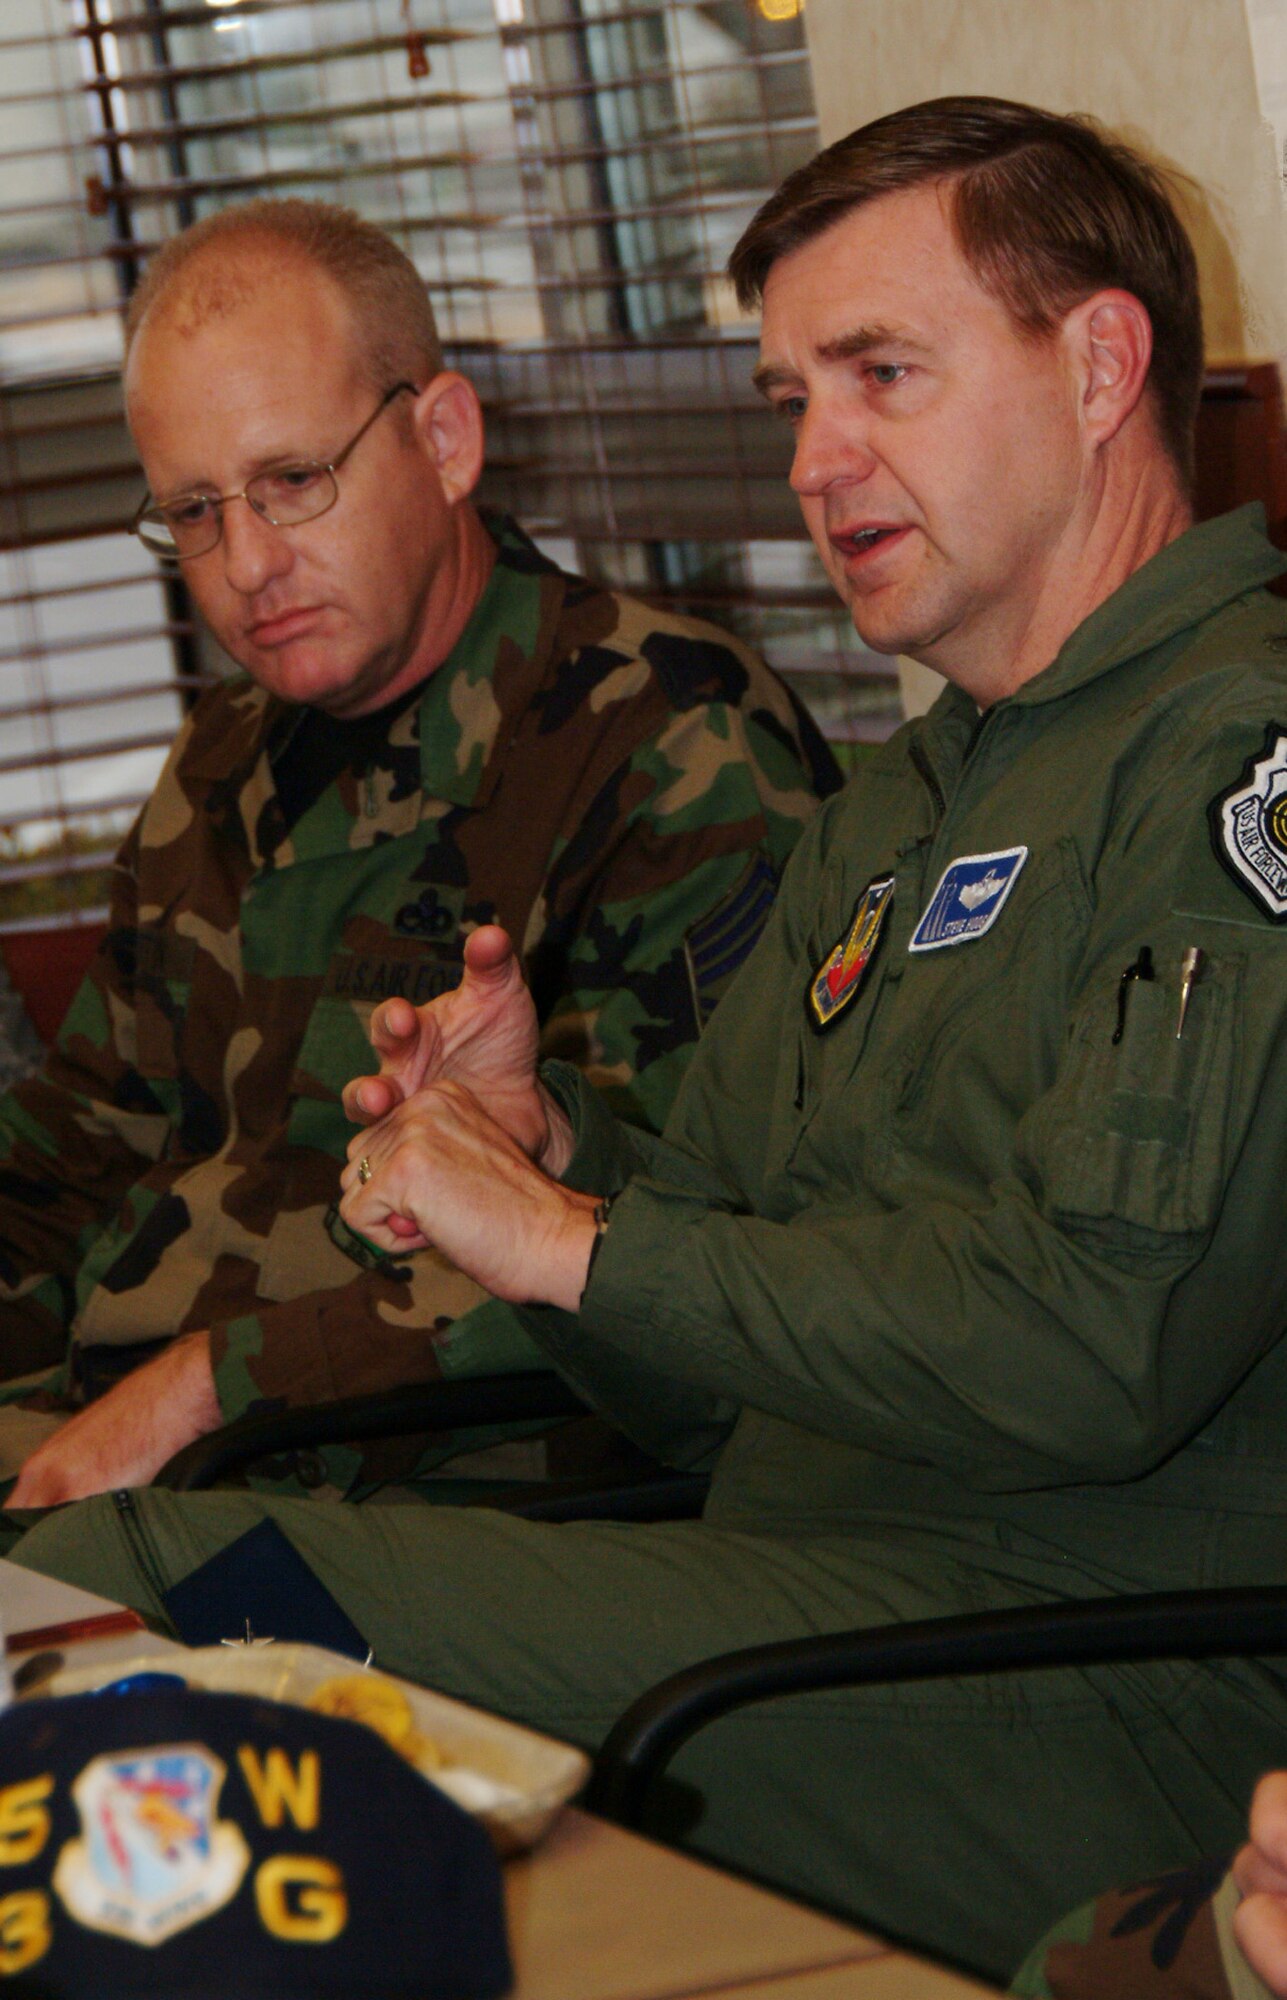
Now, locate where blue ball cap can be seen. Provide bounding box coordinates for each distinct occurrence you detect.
[0,1687,512,1997]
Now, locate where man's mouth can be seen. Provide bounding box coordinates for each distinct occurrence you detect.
[830,525,907,560]
[247,606,324,647]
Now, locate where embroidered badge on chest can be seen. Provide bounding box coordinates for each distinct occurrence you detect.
[908,845,1029,953]
[807,873,895,1030]
[1210,723,1287,921]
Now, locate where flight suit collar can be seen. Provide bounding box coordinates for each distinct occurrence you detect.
[908,506,1287,808]
[1007,503,1287,709]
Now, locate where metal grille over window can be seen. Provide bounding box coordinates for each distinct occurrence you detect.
[0,0,898,931]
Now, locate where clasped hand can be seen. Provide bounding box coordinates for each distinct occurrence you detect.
[339,925,599,1312]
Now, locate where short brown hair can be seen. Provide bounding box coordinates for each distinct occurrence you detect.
[730,96,1203,483]
[125,198,442,389]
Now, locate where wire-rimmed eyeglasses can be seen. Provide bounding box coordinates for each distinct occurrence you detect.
[131,380,418,562]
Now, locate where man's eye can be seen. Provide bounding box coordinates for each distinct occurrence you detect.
[263,464,326,498]
[868,363,906,387]
[166,496,213,529]
[775,396,807,426]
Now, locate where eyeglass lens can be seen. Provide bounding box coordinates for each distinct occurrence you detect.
[135,381,412,560]
[140,464,340,559]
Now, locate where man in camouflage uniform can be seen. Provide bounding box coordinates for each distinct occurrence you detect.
[0,198,833,1507]
[1013,1769,1287,2000]
[1013,1859,1251,2000]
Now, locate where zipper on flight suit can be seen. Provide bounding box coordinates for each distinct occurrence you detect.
[909,706,998,879]
[112,1488,172,1612]
[804,710,997,1122]
[792,745,946,1114]
[909,736,947,819]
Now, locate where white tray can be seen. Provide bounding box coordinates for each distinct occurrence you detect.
[29,1641,589,1855]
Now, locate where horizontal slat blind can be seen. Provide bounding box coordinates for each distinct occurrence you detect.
[0,0,896,930]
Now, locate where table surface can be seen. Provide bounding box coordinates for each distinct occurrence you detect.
[503,1807,994,2000]
[0,1561,995,2000]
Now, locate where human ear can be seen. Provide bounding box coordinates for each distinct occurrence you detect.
[411,372,486,504]
[1065,290,1154,448]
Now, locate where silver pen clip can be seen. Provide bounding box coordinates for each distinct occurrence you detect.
[1175,946,1204,1039]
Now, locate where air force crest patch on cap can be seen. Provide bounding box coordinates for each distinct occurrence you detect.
[53,1746,250,1946]
[1211,724,1287,921]
[807,873,894,1030]
[0,1685,513,1997]
[909,846,1028,953]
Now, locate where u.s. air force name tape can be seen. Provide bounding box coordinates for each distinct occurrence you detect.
[0,1688,511,1999]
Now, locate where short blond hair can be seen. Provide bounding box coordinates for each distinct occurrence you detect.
[125,198,442,389]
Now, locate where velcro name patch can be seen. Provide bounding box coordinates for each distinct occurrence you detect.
[909,846,1028,953]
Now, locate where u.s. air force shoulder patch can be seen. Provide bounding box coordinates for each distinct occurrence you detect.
[807,874,894,1030]
[1211,723,1287,921]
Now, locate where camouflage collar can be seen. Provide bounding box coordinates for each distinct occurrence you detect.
[413,514,562,810]
[182,515,566,862]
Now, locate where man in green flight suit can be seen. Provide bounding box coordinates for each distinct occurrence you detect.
[0,198,833,1506]
[13,98,1287,1983]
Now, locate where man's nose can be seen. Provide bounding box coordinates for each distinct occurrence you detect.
[789,402,875,497]
[217,494,293,594]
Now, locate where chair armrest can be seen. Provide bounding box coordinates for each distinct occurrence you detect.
[588,1584,1287,1827]
[154,1370,588,1491]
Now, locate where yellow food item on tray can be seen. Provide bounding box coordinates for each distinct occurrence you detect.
[307,1673,440,1769]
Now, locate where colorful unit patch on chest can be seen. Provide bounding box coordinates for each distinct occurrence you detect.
[908,846,1028,953]
[1211,724,1287,921]
[807,873,895,1029]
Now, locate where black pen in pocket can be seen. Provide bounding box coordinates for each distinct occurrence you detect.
[1111,945,1155,1045]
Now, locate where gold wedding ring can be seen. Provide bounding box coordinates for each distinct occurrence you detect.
[357,1155,373,1185]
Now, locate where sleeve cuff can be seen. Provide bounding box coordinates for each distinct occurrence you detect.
[540,1059,647,1195]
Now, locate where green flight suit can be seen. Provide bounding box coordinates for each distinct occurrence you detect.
[15,507,1287,1983]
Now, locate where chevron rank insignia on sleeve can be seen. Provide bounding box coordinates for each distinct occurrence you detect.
[683,852,779,1029]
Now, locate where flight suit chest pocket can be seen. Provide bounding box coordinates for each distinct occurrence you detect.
[132,928,198,1080]
[1032,950,1243,1238]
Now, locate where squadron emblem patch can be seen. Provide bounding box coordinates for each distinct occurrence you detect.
[807,874,894,1030]
[1210,724,1287,921]
[909,846,1028,952]
[53,1744,250,1946]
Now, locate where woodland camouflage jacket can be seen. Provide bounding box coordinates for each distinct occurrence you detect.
[0,517,836,1427]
